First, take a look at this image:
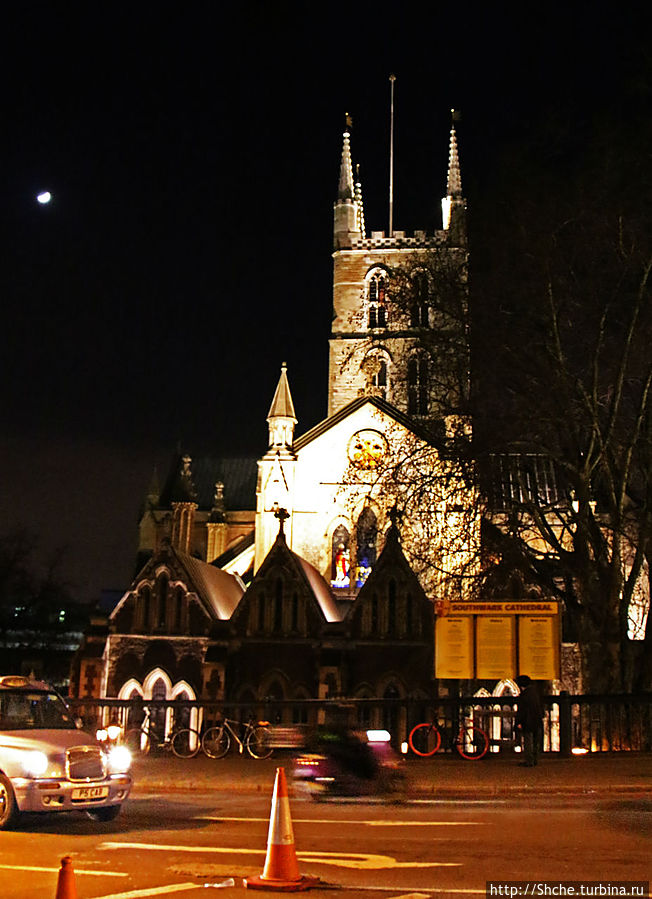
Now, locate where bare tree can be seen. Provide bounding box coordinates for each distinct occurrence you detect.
[342,146,652,690]
[471,110,652,692]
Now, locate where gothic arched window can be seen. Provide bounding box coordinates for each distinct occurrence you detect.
[408,355,429,415]
[156,573,169,629]
[367,271,388,329]
[361,352,390,402]
[174,586,184,633]
[291,592,299,632]
[355,507,377,587]
[140,586,151,631]
[374,359,388,400]
[387,579,397,635]
[410,272,430,328]
[274,579,283,632]
[370,594,379,633]
[331,525,351,588]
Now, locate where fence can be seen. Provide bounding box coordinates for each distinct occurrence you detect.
[66,692,652,756]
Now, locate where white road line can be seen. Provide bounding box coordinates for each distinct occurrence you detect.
[101,842,265,856]
[99,842,460,870]
[0,864,126,877]
[89,885,203,898]
[359,889,486,895]
[196,815,482,826]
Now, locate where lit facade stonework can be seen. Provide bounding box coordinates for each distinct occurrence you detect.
[70,115,476,705]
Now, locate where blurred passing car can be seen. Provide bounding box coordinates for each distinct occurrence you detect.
[293,727,405,798]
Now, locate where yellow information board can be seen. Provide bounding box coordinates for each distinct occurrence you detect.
[518,615,560,680]
[475,616,516,679]
[435,600,560,680]
[435,616,474,679]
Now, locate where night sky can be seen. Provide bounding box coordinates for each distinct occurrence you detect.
[1,3,647,602]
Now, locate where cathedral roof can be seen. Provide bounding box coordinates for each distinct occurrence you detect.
[176,551,245,620]
[159,455,257,511]
[288,550,341,623]
[293,394,433,452]
[113,541,246,623]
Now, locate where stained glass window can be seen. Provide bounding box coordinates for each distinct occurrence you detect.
[331,525,350,588]
[355,508,377,587]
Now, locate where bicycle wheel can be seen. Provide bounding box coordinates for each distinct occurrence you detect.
[171,728,201,759]
[124,728,151,756]
[246,726,273,759]
[408,723,442,756]
[202,725,230,759]
[455,724,489,760]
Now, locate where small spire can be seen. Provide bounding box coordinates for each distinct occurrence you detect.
[354,164,366,238]
[146,466,160,504]
[267,363,297,451]
[267,362,296,421]
[447,111,463,198]
[337,115,355,202]
[171,454,197,502]
[209,480,226,523]
[442,110,466,239]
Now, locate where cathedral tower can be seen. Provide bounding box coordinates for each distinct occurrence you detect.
[328,116,468,422]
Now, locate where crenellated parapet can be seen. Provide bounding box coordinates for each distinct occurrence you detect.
[349,230,451,250]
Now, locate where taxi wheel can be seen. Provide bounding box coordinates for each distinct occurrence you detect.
[87,804,122,822]
[0,774,19,829]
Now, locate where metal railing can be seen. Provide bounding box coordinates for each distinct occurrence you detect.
[66,692,652,756]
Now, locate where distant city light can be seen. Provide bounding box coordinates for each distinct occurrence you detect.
[36,191,52,204]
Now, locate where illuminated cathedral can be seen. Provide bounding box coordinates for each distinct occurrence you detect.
[71,115,473,706]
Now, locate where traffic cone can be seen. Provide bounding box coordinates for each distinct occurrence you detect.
[245,767,320,892]
[55,856,78,899]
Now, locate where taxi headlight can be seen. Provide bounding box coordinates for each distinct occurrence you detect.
[106,724,122,741]
[22,750,49,777]
[107,745,131,774]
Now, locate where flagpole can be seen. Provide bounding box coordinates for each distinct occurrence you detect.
[389,74,396,237]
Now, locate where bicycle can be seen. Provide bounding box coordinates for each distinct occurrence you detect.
[408,716,489,760]
[201,717,272,759]
[124,709,201,759]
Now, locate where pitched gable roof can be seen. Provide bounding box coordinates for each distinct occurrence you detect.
[159,455,257,511]
[347,522,430,619]
[112,541,245,623]
[176,552,245,620]
[293,395,434,452]
[239,533,342,624]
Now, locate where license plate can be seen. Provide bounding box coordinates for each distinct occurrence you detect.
[71,786,109,801]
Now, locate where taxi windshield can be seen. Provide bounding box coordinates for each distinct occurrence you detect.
[0,689,75,730]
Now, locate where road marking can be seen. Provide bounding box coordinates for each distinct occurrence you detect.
[100,842,460,870]
[298,850,459,870]
[197,815,482,826]
[356,890,486,895]
[0,864,126,877]
[101,841,264,857]
[89,886,202,898]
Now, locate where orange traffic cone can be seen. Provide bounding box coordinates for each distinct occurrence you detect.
[55,856,78,899]
[245,767,320,892]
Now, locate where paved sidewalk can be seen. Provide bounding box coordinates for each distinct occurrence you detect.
[130,751,652,800]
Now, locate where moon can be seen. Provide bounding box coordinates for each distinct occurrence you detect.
[36,191,52,204]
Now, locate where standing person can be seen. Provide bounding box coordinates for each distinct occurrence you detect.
[515,675,544,766]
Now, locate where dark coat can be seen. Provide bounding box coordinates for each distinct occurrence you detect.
[515,683,543,732]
